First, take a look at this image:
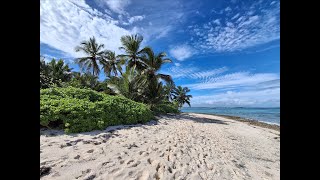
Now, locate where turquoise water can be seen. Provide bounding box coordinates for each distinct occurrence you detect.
[181,107,280,125]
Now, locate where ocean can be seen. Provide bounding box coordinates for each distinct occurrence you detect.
[181,107,280,125]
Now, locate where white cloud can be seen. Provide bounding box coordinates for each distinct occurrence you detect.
[184,72,279,90]
[225,7,232,12]
[174,63,181,67]
[42,54,58,62]
[95,0,131,14]
[163,66,227,80]
[188,1,280,52]
[40,0,132,58]
[189,67,228,80]
[169,44,195,61]
[128,15,145,24]
[191,88,280,107]
[213,19,221,25]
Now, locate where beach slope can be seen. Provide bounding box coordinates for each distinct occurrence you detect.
[40,113,280,180]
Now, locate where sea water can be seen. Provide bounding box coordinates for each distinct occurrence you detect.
[181,107,280,125]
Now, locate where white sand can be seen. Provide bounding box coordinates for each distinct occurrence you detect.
[40,113,280,180]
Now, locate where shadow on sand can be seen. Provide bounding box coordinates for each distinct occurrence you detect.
[40,113,228,138]
[159,113,229,125]
[40,120,159,138]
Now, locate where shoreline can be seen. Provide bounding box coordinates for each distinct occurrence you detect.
[41,113,280,179]
[180,112,280,132]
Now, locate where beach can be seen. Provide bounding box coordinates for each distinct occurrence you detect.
[40,113,280,180]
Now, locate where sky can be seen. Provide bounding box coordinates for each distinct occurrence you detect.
[40,0,280,107]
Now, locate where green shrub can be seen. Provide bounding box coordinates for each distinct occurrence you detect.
[40,87,154,133]
[40,87,104,102]
[151,101,180,115]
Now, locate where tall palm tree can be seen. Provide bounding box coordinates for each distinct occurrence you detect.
[101,51,125,77]
[75,36,105,76]
[172,86,192,108]
[163,81,176,101]
[119,34,150,70]
[142,48,173,83]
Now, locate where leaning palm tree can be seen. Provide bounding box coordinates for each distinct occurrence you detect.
[142,48,173,83]
[119,34,150,70]
[74,36,105,76]
[101,51,125,77]
[172,86,193,108]
[163,81,176,101]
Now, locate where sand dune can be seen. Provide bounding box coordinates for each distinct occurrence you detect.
[40,113,280,180]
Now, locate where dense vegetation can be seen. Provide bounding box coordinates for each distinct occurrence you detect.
[40,34,192,132]
[41,87,153,133]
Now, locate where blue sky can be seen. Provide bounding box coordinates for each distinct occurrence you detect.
[40,0,280,107]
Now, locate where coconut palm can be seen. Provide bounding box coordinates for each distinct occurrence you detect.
[163,81,176,101]
[67,72,101,90]
[172,86,192,108]
[119,34,150,70]
[40,57,54,88]
[101,51,125,77]
[107,66,147,102]
[142,48,173,83]
[47,59,73,82]
[75,36,105,76]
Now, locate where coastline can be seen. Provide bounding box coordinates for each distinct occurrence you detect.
[181,112,280,132]
[41,113,280,179]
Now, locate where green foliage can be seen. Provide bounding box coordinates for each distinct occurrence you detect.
[40,87,154,133]
[107,66,148,101]
[75,36,105,76]
[172,86,193,108]
[40,57,72,88]
[151,101,180,115]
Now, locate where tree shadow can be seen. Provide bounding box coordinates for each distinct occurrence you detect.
[160,113,229,125]
[40,120,159,138]
[40,113,228,139]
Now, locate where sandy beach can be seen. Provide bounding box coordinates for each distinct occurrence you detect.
[40,113,280,180]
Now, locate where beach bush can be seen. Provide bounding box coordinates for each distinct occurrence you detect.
[151,101,180,115]
[40,87,154,133]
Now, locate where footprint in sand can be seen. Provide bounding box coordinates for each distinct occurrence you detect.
[130,161,141,167]
[127,159,134,165]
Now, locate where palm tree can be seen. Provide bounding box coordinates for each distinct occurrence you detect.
[107,66,147,102]
[101,51,125,77]
[143,79,167,108]
[142,48,173,83]
[47,59,73,82]
[68,72,100,90]
[163,81,176,101]
[119,34,150,70]
[172,86,192,108]
[75,36,105,76]
[40,56,54,88]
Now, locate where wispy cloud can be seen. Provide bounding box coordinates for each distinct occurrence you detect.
[121,15,145,25]
[40,0,132,58]
[189,0,280,53]
[169,44,195,61]
[40,0,193,59]
[128,15,145,24]
[163,66,228,80]
[185,72,279,90]
[191,87,280,107]
[94,0,131,15]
